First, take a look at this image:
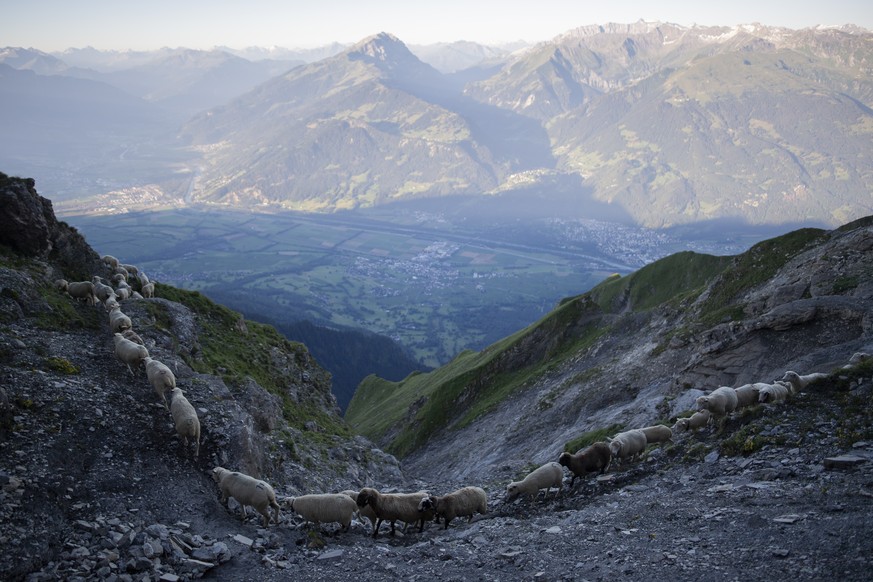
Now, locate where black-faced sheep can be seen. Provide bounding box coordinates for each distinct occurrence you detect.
[356,488,430,538]
[418,486,487,529]
[781,370,828,393]
[695,386,739,418]
[144,356,175,409]
[212,467,280,527]
[169,387,200,458]
[505,461,564,502]
[640,425,672,445]
[558,442,612,487]
[607,429,648,462]
[113,332,149,374]
[341,489,379,531]
[672,409,711,433]
[288,493,358,532]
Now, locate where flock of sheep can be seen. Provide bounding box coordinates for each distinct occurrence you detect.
[53,255,867,539]
[55,254,200,459]
[221,362,857,538]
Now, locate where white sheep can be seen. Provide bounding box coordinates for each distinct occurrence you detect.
[101,254,120,269]
[169,387,200,458]
[733,384,761,409]
[103,295,120,312]
[65,281,97,306]
[142,281,155,298]
[91,278,116,304]
[672,409,711,433]
[607,429,648,462]
[122,329,145,345]
[121,263,139,276]
[143,356,176,409]
[356,488,430,538]
[418,486,487,529]
[505,461,564,502]
[113,332,149,374]
[115,286,131,301]
[54,278,68,292]
[781,370,828,393]
[288,493,358,532]
[212,467,280,527]
[108,306,132,333]
[138,272,150,287]
[558,442,612,487]
[695,386,739,418]
[758,381,792,404]
[640,425,673,444]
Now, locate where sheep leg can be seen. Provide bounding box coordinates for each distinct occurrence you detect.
[389,520,397,536]
[372,518,383,538]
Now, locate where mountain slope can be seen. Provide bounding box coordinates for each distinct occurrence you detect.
[346,216,873,482]
[180,33,508,210]
[174,23,872,228]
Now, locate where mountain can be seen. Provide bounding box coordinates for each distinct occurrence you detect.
[181,23,872,228]
[0,172,404,578]
[0,47,72,75]
[3,172,872,580]
[346,215,873,481]
[179,33,514,210]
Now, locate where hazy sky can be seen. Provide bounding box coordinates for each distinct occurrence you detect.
[3,0,872,51]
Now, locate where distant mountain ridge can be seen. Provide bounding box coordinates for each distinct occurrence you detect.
[180,23,873,228]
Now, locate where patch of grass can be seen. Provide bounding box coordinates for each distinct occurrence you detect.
[697,227,826,324]
[683,442,709,463]
[832,276,859,294]
[45,357,79,375]
[564,423,624,453]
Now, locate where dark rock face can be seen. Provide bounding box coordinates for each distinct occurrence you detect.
[0,172,103,279]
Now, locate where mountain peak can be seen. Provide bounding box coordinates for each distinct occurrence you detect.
[348,32,418,65]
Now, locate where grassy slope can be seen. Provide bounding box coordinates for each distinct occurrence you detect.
[346,225,832,457]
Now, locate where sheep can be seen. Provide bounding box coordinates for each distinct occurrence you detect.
[734,384,761,409]
[143,356,176,409]
[108,306,132,333]
[169,387,200,458]
[142,282,155,298]
[558,442,612,487]
[505,461,564,502]
[138,272,150,287]
[65,281,97,306]
[211,467,280,527]
[121,329,145,345]
[672,409,711,433]
[695,386,739,418]
[92,279,116,304]
[758,381,792,404]
[111,273,127,286]
[288,493,358,532]
[356,487,430,538]
[121,263,138,276]
[781,370,829,394]
[341,489,379,531]
[115,286,131,301]
[54,279,68,292]
[113,332,149,374]
[607,429,648,463]
[418,487,487,529]
[103,295,120,312]
[640,425,672,445]
[101,254,120,269]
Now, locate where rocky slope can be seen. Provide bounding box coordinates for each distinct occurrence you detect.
[1,173,871,582]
